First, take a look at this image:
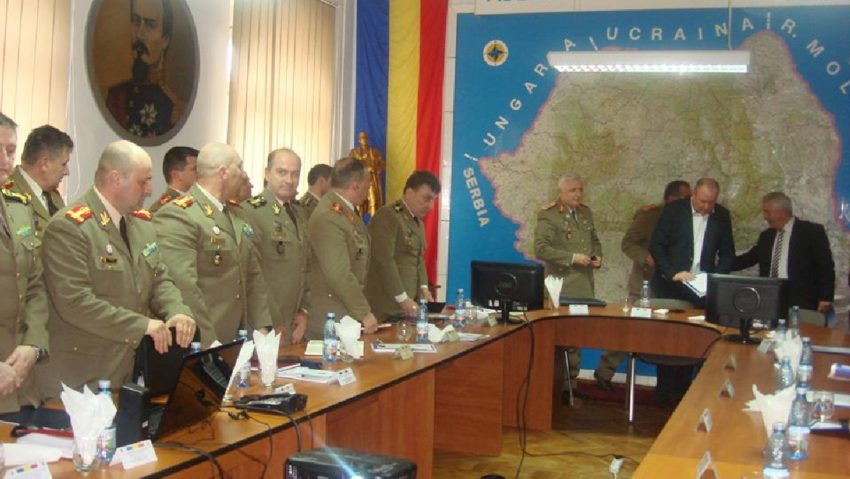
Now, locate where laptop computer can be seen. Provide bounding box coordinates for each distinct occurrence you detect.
[147,340,242,440]
[133,327,195,397]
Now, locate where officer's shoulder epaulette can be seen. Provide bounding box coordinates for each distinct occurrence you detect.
[2,180,16,190]
[541,202,558,211]
[227,199,241,209]
[330,202,357,224]
[173,195,194,208]
[157,192,175,205]
[248,195,266,208]
[1,187,29,205]
[65,205,93,224]
[131,209,153,221]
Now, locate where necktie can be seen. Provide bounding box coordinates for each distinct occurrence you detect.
[770,229,785,278]
[43,191,58,216]
[284,202,299,235]
[119,217,131,253]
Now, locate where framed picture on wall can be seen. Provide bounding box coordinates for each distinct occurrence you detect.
[86,0,199,145]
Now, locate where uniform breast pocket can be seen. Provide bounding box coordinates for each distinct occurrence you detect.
[92,255,127,299]
[199,238,235,273]
[141,251,167,280]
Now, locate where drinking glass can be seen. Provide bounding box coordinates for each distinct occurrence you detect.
[260,361,276,388]
[621,296,632,314]
[396,320,413,341]
[72,436,102,472]
[813,390,835,422]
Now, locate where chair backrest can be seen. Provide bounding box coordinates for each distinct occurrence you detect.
[650,298,695,309]
[795,308,825,327]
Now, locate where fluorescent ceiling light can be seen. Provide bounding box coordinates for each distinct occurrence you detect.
[547,50,750,73]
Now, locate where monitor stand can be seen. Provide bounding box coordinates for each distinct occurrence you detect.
[723,317,761,345]
[498,299,512,324]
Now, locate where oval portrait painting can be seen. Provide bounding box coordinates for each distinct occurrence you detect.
[86,0,198,145]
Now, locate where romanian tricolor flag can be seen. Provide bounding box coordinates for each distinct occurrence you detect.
[355,0,449,283]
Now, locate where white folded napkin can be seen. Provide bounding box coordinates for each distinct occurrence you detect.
[335,316,363,359]
[227,340,255,391]
[427,324,458,343]
[744,384,796,437]
[773,335,803,378]
[1,443,63,465]
[252,330,281,385]
[545,275,563,309]
[60,383,116,466]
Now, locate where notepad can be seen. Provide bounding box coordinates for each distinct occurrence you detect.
[371,342,437,354]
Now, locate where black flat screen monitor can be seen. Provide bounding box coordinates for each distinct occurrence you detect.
[705,274,788,344]
[470,260,544,323]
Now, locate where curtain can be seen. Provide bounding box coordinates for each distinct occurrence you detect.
[0,0,71,136]
[228,0,336,193]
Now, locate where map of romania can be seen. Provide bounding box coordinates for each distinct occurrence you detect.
[477,32,847,301]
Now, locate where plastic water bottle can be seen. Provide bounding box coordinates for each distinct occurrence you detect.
[637,280,651,308]
[96,379,117,462]
[763,422,790,477]
[776,356,794,391]
[190,341,202,354]
[796,337,814,390]
[453,288,466,330]
[787,387,812,461]
[322,313,338,363]
[416,299,430,343]
[788,306,800,339]
[237,329,248,342]
[775,318,787,341]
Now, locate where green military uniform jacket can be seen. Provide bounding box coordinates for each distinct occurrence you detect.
[299,191,320,220]
[365,199,427,321]
[38,188,190,398]
[0,189,47,412]
[147,186,182,214]
[621,205,663,298]
[153,184,271,346]
[534,202,602,298]
[5,167,65,238]
[306,191,370,339]
[236,189,308,330]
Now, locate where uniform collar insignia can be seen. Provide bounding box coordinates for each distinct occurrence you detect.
[99,211,111,227]
[272,202,281,215]
[202,203,214,217]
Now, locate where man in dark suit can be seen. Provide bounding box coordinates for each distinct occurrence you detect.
[650,177,735,306]
[732,192,834,313]
[648,177,734,406]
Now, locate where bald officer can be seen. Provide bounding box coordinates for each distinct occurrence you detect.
[154,143,272,345]
[236,148,308,342]
[6,125,73,237]
[306,157,378,338]
[39,141,195,397]
[0,120,48,414]
[534,173,602,398]
[366,171,439,321]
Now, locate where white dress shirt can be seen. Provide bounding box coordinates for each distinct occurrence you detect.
[690,203,709,274]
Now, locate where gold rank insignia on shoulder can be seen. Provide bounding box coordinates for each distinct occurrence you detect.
[330,202,343,214]
[1,187,29,205]
[249,195,266,208]
[173,195,194,208]
[157,193,174,205]
[66,205,93,224]
[540,202,557,211]
[99,211,111,227]
[202,203,214,217]
[132,209,153,221]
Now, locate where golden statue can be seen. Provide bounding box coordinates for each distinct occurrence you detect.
[349,131,386,217]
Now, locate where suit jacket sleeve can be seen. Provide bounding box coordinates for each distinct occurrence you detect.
[310,215,371,321]
[42,218,149,343]
[152,207,214,336]
[534,211,572,268]
[809,223,835,303]
[715,209,735,274]
[649,204,679,280]
[732,229,761,272]
[589,209,603,258]
[368,209,406,299]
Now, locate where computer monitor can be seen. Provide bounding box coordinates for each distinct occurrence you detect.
[470,260,544,323]
[705,274,788,344]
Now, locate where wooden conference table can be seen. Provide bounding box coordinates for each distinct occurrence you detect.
[11,306,850,478]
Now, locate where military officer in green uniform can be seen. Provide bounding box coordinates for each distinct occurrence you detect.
[366,171,439,321]
[38,140,195,398]
[148,146,198,214]
[594,180,692,390]
[154,142,272,346]
[306,158,378,339]
[0,130,48,414]
[300,163,332,219]
[5,125,73,237]
[236,148,309,343]
[534,173,602,397]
